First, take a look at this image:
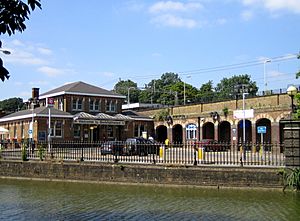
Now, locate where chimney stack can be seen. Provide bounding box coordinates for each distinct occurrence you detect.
[32,88,39,100]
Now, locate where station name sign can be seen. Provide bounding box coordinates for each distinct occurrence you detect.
[233,109,254,119]
[74,119,125,126]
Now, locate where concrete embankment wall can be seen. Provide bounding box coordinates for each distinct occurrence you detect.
[0,161,283,188]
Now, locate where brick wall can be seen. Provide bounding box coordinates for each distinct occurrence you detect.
[0,161,283,188]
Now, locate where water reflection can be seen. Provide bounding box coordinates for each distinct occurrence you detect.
[0,178,299,221]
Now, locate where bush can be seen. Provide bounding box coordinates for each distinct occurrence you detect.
[280,167,300,191]
[37,143,46,161]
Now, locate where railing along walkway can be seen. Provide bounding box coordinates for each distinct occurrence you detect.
[0,141,285,167]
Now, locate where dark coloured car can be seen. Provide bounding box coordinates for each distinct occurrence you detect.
[194,139,227,152]
[123,138,160,156]
[100,141,124,156]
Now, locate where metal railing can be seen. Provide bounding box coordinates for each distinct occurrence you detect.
[0,141,285,167]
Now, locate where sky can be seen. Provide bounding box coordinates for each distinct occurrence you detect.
[0,0,300,101]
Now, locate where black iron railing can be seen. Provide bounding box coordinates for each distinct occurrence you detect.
[0,141,285,167]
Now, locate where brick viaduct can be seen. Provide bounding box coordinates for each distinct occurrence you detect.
[140,93,293,147]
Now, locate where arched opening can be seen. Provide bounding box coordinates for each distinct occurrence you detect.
[202,122,214,140]
[256,118,271,143]
[155,125,167,143]
[218,121,231,142]
[237,120,252,143]
[172,124,183,143]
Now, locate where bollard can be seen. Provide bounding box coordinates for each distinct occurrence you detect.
[159,145,164,159]
[198,147,204,161]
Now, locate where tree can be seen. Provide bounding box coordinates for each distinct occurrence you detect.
[196,80,215,103]
[113,79,140,103]
[0,97,24,112]
[215,74,258,100]
[0,0,41,81]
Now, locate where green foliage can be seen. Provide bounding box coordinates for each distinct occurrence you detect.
[114,72,258,106]
[0,0,41,81]
[22,143,28,161]
[0,97,24,112]
[295,92,300,119]
[215,74,258,100]
[223,107,229,117]
[37,143,46,161]
[281,167,300,191]
[154,109,169,121]
[113,80,140,103]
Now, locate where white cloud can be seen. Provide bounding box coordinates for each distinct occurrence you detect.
[102,72,115,77]
[149,1,203,13]
[241,10,254,21]
[37,66,67,77]
[216,18,227,25]
[6,50,48,66]
[152,52,162,57]
[242,0,300,14]
[151,14,198,28]
[37,47,52,55]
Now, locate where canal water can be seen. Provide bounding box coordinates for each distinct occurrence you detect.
[0,179,299,221]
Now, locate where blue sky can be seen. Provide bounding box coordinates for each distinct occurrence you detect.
[1,0,300,101]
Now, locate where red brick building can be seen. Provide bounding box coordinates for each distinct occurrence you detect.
[0,81,154,143]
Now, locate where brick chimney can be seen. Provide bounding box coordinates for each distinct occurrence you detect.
[32,88,39,100]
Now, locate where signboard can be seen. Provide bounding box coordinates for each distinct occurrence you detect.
[233,109,254,119]
[257,126,266,134]
[48,97,55,107]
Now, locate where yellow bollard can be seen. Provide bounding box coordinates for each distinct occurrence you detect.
[159,145,164,158]
[198,147,203,160]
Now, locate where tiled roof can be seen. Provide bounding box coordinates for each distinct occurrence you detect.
[96,113,115,119]
[73,112,98,120]
[122,110,153,121]
[114,114,133,121]
[0,106,72,122]
[40,81,125,98]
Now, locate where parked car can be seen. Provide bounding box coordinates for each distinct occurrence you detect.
[194,139,227,152]
[123,138,160,156]
[100,141,124,156]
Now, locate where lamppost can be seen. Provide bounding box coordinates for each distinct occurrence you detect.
[242,92,249,145]
[287,85,298,118]
[127,87,135,105]
[31,102,34,141]
[263,59,271,93]
[183,75,191,105]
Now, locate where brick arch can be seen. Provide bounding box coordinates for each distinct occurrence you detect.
[275,111,290,122]
[253,113,274,123]
[184,119,198,128]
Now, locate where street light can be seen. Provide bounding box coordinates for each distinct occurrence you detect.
[263,59,271,93]
[287,85,298,118]
[183,75,191,105]
[242,92,249,145]
[127,87,135,105]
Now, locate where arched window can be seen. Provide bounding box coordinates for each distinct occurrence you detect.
[186,124,197,140]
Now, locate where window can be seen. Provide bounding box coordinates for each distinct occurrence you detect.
[13,123,17,139]
[106,100,116,112]
[74,125,81,137]
[77,99,82,110]
[89,99,100,112]
[59,98,63,111]
[50,121,63,137]
[72,98,83,111]
[107,126,113,138]
[21,122,24,138]
[95,100,99,111]
[186,124,197,140]
[89,99,94,111]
